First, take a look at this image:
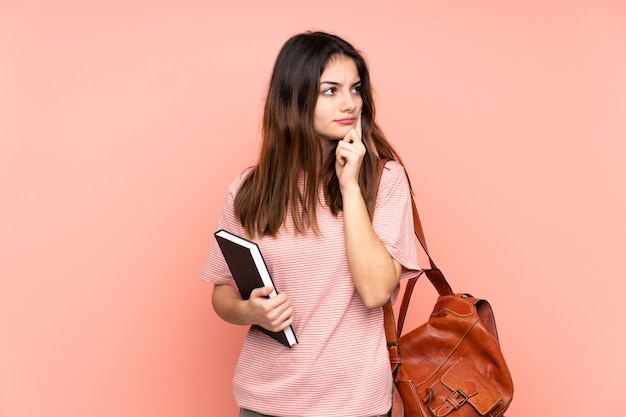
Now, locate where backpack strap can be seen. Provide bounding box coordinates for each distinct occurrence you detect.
[378,159,453,371]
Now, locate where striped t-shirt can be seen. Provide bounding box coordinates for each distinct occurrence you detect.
[201,160,420,417]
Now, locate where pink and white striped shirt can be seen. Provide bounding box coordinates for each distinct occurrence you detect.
[201,160,419,417]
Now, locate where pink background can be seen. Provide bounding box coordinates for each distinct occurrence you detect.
[1,1,625,416]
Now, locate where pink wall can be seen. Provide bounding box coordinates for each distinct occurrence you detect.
[1,1,625,416]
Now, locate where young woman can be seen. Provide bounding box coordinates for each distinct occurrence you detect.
[201,31,419,417]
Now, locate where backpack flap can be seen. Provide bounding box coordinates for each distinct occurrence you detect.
[422,357,503,416]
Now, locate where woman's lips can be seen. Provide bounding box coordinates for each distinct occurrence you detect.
[335,117,356,125]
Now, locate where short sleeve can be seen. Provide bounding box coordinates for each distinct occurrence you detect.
[372,160,420,281]
[200,171,250,285]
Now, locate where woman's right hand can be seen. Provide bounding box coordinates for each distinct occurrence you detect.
[245,287,294,332]
[211,284,294,332]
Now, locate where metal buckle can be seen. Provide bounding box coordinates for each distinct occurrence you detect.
[449,389,469,407]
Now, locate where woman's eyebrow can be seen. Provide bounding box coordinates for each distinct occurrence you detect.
[319,80,361,86]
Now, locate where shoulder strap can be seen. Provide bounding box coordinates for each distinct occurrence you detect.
[379,160,452,351]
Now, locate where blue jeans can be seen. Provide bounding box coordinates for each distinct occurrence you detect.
[239,408,391,417]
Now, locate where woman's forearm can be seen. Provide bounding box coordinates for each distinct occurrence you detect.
[212,284,252,326]
[341,185,401,308]
[212,284,295,332]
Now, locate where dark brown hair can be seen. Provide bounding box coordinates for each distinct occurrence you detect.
[235,31,404,237]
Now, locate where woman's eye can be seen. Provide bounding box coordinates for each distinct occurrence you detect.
[321,87,336,96]
[351,85,362,94]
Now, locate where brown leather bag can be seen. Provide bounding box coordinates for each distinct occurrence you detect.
[383,194,514,417]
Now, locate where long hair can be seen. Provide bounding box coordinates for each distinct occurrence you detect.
[235,31,404,237]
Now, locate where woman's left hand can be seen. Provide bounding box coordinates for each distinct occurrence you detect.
[335,114,366,192]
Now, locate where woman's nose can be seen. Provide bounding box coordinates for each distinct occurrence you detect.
[340,91,356,111]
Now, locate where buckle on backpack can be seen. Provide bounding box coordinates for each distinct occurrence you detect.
[447,389,469,408]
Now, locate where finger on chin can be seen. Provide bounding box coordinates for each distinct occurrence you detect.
[347,128,358,144]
